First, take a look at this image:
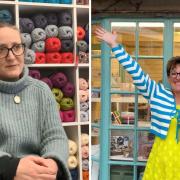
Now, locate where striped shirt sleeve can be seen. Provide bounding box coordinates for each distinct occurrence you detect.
[112,45,157,100]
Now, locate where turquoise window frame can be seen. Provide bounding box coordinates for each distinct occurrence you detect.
[91,17,180,180]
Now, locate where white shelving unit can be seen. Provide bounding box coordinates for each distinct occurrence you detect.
[0,1,89,179]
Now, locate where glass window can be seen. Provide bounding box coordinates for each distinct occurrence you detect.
[139,22,164,56]
[173,23,180,56]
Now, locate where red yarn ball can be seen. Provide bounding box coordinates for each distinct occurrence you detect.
[46,52,62,63]
[77,26,85,40]
[61,52,73,63]
[45,37,61,52]
[35,52,46,64]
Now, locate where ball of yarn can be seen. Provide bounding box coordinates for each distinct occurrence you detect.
[61,82,75,97]
[35,52,46,64]
[61,39,73,52]
[0,10,12,23]
[83,171,89,180]
[78,51,88,63]
[58,26,73,40]
[46,13,58,25]
[32,14,48,29]
[31,28,46,42]
[58,11,72,26]
[45,37,61,52]
[46,52,62,63]
[68,156,78,169]
[82,159,89,171]
[80,102,89,111]
[77,26,85,40]
[70,168,78,180]
[31,41,45,52]
[61,110,75,122]
[81,145,89,159]
[52,88,63,103]
[61,52,73,63]
[79,90,88,103]
[77,40,88,52]
[50,72,68,88]
[45,25,58,38]
[19,18,35,33]
[79,78,88,90]
[21,33,32,48]
[69,140,78,155]
[60,97,74,110]
[40,77,53,89]
[81,133,89,146]
[24,48,35,64]
[80,111,88,122]
[29,69,41,79]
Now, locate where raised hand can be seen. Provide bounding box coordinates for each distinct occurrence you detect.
[94,27,118,48]
[14,156,57,180]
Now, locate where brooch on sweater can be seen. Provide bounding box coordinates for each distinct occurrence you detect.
[14,95,21,104]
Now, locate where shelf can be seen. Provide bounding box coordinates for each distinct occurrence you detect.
[92,96,147,103]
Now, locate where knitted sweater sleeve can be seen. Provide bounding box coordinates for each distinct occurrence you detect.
[112,45,157,100]
[0,155,20,180]
[39,86,71,180]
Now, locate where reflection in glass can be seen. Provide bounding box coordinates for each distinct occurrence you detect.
[139,59,163,83]
[110,165,133,179]
[139,22,164,56]
[173,23,180,56]
[111,22,136,56]
[92,58,101,88]
[92,23,101,56]
[110,130,134,160]
[138,131,155,161]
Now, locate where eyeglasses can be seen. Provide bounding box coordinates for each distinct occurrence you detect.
[0,43,25,59]
[170,71,180,78]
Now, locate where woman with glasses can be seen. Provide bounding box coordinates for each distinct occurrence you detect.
[95,27,180,180]
[0,23,71,180]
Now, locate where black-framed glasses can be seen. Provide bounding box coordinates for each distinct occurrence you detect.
[170,71,180,79]
[0,43,25,59]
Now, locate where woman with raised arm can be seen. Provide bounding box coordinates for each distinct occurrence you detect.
[95,27,180,180]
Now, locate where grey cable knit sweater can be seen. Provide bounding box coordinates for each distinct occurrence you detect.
[0,66,71,180]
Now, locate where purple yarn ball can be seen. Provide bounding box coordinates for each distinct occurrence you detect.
[50,72,68,88]
[62,82,75,97]
[41,77,53,89]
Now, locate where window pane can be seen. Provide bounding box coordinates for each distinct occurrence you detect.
[139,22,164,56]
[92,23,101,56]
[138,59,163,83]
[111,22,136,56]
[110,130,134,160]
[92,58,101,88]
[173,23,180,56]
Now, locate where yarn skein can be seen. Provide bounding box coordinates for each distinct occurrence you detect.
[60,97,74,110]
[31,41,45,52]
[24,48,35,64]
[68,156,78,169]
[61,82,75,97]
[50,72,68,88]
[80,111,88,122]
[69,140,78,155]
[29,69,41,79]
[21,33,32,48]
[31,28,46,42]
[61,110,75,122]
[35,52,46,64]
[45,25,58,38]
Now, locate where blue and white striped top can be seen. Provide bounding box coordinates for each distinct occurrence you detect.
[112,45,176,139]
